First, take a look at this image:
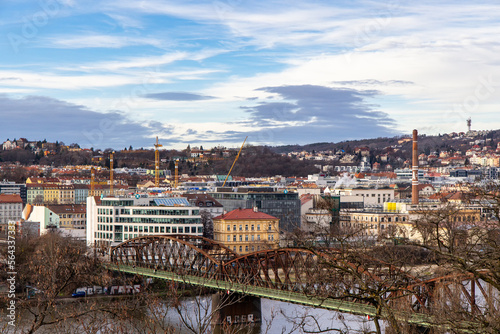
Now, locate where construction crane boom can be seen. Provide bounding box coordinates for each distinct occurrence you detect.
[223,136,247,187]
[109,152,114,196]
[154,136,163,187]
[90,166,95,196]
[174,159,179,189]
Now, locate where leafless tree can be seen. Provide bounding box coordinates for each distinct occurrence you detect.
[405,182,500,333]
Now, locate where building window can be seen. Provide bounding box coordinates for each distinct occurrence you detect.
[251,225,254,231]
[245,235,248,241]
[257,225,260,231]
[245,225,248,231]
[239,225,242,231]
[233,235,236,242]
[239,235,242,241]
[227,235,230,242]
[227,225,230,231]
[233,225,236,231]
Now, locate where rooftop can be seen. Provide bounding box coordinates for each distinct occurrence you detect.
[0,194,23,203]
[214,208,278,220]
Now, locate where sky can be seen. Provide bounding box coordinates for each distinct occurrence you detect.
[1,0,499,150]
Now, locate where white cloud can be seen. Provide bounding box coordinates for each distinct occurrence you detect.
[45,34,165,49]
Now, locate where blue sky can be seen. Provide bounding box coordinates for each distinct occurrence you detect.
[1,0,499,150]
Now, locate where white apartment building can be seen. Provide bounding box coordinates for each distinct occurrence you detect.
[22,204,60,235]
[87,195,203,248]
[331,187,395,206]
[0,194,23,234]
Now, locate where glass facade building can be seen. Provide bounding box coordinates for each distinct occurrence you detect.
[87,196,202,248]
[210,187,300,232]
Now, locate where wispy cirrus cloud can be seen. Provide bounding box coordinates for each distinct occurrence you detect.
[44,34,165,49]
[144,92,216,101]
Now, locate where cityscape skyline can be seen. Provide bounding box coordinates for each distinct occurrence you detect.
[1,1,499,150]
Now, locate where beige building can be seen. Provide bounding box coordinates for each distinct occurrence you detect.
[332,187,395,205]
[47,204,86,229]
[342,200,482,241]
[213,208,279,254]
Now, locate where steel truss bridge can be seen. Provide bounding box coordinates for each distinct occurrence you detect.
[108,235,499,329]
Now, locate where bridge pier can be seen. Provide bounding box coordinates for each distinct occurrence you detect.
[211,292,261,334]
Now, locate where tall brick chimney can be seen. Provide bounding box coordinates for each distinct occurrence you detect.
[412,129,419,205]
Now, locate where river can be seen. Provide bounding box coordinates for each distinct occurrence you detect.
[4,295,377,333]
[165,296,376,333]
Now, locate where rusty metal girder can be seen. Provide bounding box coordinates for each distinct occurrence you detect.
[109,235,499,319]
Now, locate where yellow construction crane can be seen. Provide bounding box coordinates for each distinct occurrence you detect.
[223,136,247,187]
[174,159,179,188]
[90,166,95,196]
[109,151,114,196]
[154,136,163,187]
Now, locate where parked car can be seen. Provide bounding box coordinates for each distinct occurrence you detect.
[71,291,86,298]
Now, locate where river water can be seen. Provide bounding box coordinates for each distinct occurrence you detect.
[166,297,376,334]
[4,296,377,333]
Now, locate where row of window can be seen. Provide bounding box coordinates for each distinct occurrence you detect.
[97,208,199,216]
[356,193,392,197]
[97,224,202,234]
[0,205,22,209]
[61,214,85,218]
[223,223,275,232]
[234,245,267,253]
[351,216,406,223]
[341,222,388,230]
[115,217,201,224]
[226,234,275,242]
[95,227,203,241]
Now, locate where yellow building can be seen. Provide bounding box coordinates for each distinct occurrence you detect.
[43,184,59,204]
[213,208,279,254]
[47,204,86,229]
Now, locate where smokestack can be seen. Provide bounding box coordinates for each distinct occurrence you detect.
[412,129,419,205]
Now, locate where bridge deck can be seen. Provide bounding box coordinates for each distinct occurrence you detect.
[106,263,433,327]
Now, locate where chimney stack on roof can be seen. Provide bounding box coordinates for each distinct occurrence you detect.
[412,129,419,205]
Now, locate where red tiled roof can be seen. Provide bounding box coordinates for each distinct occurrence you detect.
[214,208,278,220]
[417,184,434,191]
[47,204,86,214]
[0,194,23,203]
